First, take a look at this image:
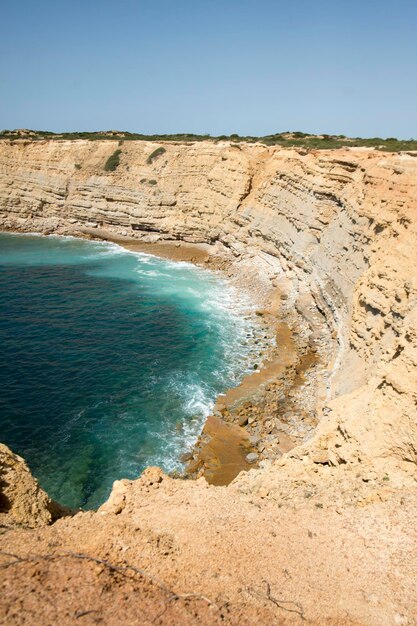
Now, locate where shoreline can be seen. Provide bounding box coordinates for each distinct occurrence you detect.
[75,228,322,481]
[89,229,328,481]
[1,224,329,486]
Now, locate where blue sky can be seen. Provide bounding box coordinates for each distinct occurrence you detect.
[1,0,416,137]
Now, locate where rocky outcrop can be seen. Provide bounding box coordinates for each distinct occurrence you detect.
[1,139,416,479]
[0,443,67,528]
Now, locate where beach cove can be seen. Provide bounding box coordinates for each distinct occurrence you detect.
[0,231,274,508]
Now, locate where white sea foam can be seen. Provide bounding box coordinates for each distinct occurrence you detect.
[135,268,171,277]
[130,251,272,473]
[1,231,274,505]
[58,236,271,466]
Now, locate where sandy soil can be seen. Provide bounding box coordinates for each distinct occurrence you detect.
[83,227,214,264]
[1,469,416,625]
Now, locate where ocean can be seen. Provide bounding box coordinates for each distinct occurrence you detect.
[0,233,264,509]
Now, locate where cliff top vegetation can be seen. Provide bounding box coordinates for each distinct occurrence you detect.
[1,128,416,152]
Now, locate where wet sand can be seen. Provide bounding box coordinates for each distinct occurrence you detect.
[123,240,211,264]
[185,415,253,486]
[186,321,306,484]
[214,322,296,413]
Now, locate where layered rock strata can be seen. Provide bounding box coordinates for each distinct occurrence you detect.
[0,139,416,479]
[1,139,417,625]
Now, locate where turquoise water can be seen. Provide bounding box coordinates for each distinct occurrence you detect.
[0,233,263,509]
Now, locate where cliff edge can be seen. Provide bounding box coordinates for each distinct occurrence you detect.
[0,140,416,624]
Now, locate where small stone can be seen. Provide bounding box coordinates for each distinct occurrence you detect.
[246,452,259,464]
[258,487,269,498]
[238,415,249,426]
[141,466,164,486]
[259,460,272,469]
[361,470,377,482]
[311,450,330,465]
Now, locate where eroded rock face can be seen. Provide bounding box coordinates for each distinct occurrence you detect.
[0,140,416,479]
[0,443,62,528]
[1,141,416,624]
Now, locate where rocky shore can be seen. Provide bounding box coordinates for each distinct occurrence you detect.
[1,139,416,624]
[104,233,329,484]
[0,226,333,485]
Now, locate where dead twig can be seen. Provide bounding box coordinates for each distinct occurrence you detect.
[0,550,173,594]
[75,609,100,619]
[0,550,220,622]
[245,580,305,621]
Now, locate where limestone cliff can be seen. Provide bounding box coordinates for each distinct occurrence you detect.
[0,139,416,479]
[1,139,417,625]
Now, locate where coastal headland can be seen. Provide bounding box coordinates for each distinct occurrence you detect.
[0,138,416,624]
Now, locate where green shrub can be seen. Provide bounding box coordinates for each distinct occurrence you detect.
[74,163,81,170]
[3,128,417,153]
[146,146,166,164]
[149,179,157,185]
[104,149,122,171]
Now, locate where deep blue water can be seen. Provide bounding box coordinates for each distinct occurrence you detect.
[0,233,261,509]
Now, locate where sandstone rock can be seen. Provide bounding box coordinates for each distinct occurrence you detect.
[0,140,416,624]
[311,450,330,465]
[0,443,62,527]
[140,466,164,486]
[99,479,131,515]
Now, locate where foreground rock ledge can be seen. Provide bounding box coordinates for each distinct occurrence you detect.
[0,140,416,624]
[1,462,416,624]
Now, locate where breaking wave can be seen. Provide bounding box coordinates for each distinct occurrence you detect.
[0,232,270,508]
